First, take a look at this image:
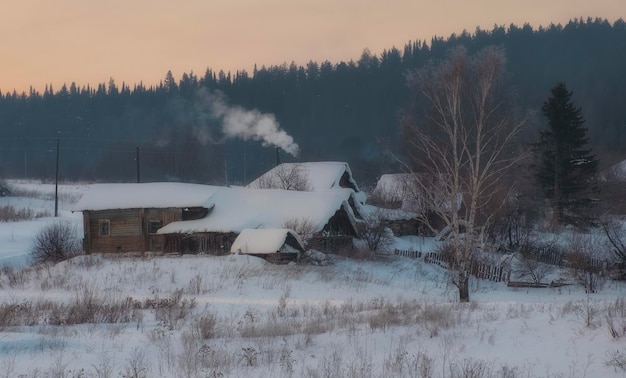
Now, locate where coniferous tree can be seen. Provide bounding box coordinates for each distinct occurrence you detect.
[535,82,598,226]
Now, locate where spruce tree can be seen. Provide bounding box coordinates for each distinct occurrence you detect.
[535,82,598,225]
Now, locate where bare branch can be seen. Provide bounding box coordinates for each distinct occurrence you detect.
[402,46,527,301]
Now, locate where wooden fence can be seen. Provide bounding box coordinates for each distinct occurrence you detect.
[526,245,608,271]
[394,249,509,283]
[394,247,613,287]
[393,249,422,259]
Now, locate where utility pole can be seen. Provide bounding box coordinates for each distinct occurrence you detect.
[136,146,141,183]
[54,138,59,217]
[224,160,228,186]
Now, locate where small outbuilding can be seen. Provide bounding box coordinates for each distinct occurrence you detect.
[230,228,305,262]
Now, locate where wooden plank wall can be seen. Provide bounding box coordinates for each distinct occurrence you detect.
[85,208,182,254]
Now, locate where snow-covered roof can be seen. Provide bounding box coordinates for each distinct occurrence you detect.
[72,183,217,211]
[371,172,462,214]
[603,159,626,181]
[158,186,361,235]
[371,173,418,203]
[246,162,365,201]
[230,229,304,255]
[362,204,419,222]
[370,173,427,212]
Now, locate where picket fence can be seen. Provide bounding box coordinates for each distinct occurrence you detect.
[394,249,509,283]
[527,245,607,271]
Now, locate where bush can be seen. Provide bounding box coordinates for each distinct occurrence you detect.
[0,180,11,197]
[31,221,82,264]
[361,209,394,252]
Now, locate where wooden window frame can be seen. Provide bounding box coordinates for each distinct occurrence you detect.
[148,219,163,235]
[99,219,110,237]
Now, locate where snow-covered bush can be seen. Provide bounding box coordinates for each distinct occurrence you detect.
[361,209,394,252]
[30,221,82,264]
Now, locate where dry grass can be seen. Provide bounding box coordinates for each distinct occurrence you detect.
[0,205,50,222]
[0,254,621,377]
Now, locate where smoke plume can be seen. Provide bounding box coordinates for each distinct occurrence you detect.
[195,89,299,157]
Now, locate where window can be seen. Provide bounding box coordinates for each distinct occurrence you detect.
[148,219,163,234]
[99,219,110,236]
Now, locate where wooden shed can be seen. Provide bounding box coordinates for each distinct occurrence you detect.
[230,228,305,262]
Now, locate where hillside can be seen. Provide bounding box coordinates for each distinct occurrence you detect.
[0,182,625,377]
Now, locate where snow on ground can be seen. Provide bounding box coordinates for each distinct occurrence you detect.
[0,181,625,377]
[0,180,85,268]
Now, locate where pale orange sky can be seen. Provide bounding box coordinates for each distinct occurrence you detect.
[0,0,624,94]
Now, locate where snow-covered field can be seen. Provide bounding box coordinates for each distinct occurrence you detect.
[0,181,625,377]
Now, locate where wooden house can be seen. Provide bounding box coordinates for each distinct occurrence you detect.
[157,186,363,254]
[73,176,365,256]
[72,183,216,254]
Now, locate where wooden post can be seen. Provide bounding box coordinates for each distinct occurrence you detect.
[136,146,141,183]
[55,138,59,217]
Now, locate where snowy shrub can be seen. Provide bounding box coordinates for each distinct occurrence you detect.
[193,313,217,340]
[240,346,258,366]
[512,256,555,284]
[568,234,606,293]
[0,180,11,197]
[1,265,30,289]
[606,349,626,372]
[122,347,150,378]
[30,221,82,264]
[607,298,626,339]
[361,209,394,252]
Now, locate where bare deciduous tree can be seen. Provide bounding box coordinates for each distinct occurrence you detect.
[402,46,526,302]
[601,216,626,265]
[568,234,605,293]
[253,164,311,191]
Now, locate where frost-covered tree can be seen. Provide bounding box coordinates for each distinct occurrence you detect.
[403,46,526,302]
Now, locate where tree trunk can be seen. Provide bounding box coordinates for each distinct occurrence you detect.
[458,272,470,302]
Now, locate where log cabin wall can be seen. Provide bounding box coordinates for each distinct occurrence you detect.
[84,208,182,254]
[144,208,182,252]
[163,232,237,255]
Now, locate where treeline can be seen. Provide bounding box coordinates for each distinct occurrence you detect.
[0,17,625,186]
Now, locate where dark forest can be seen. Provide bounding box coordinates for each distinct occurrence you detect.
[1,17,625,188]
